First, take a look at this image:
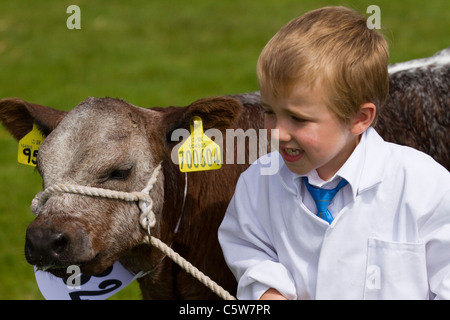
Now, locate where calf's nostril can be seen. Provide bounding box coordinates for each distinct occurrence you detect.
[51,233,68,255]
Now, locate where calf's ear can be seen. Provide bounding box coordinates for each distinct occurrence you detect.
[0,98,67,141]
[162,96,243,145]
[182,96,243,131]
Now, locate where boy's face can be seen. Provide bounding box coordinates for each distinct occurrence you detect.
[261,82,359,181]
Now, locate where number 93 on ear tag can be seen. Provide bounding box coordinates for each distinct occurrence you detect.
[178,116,221,172]
[18,123,45,167]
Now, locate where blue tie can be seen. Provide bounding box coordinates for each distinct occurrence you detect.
[303,177,348,224]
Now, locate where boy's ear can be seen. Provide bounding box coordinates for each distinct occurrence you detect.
[0,98,67,141]
[350,102,376,135]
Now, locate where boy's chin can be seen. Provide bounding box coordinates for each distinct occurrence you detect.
[282,160,312,176]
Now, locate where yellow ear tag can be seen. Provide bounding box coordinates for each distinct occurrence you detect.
[178,116,221,172]
[18,123,45,167]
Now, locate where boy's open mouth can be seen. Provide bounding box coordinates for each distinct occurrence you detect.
[285,148,301,156]
[281,147,304,162]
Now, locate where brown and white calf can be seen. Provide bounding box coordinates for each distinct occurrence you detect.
[0,48,448,300]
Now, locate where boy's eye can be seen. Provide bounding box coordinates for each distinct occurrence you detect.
[291,115,306,123]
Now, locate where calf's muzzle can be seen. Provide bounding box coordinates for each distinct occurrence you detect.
[25,224,92,269]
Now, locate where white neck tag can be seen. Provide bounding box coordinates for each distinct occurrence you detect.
[34,261,141,300]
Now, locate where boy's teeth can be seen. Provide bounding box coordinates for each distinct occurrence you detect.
[285,148,301,155]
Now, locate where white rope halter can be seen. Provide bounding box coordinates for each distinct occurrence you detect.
[30,163,162,231]
[29,162,236,300]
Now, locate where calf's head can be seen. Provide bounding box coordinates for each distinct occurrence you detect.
[0,96,242,277]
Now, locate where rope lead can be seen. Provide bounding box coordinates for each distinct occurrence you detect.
[29,162,236,300]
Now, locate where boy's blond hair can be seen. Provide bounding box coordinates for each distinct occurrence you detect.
[257,6,389,125]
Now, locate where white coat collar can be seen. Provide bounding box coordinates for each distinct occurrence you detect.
[355,127,387,194]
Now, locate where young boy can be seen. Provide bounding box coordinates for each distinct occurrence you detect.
[218,6,450,300]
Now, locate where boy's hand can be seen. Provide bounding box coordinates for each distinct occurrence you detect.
[260,288,288,300]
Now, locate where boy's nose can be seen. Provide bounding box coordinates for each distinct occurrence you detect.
[274,122,291,143]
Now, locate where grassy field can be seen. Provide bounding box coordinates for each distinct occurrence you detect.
[0,0,448,300]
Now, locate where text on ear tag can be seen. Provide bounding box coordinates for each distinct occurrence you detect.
[178,116,221,172]
[18,123,45,167]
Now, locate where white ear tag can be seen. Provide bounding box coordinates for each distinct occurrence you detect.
[34,261,141,300]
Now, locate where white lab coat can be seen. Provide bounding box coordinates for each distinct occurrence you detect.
[218,128,450,300]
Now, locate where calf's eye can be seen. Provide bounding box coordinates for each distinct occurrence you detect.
[108,168,132,181]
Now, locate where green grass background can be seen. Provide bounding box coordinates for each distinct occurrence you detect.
[0,0,448,300]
